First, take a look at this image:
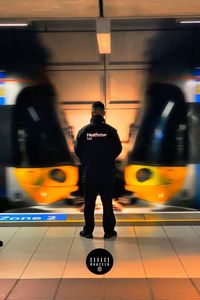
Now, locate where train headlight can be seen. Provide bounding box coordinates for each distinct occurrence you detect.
[49,168,66,183]
[136,168,152,182]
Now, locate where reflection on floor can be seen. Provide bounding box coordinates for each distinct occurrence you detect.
[1,226,200,299]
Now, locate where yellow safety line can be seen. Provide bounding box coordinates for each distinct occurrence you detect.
[65,218,200,223]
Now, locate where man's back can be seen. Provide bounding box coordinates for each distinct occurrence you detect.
[74,114,122,184]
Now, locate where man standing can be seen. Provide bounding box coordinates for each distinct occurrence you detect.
[74,101,122,239]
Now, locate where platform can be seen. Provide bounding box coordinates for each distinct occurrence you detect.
[1,225,200,299]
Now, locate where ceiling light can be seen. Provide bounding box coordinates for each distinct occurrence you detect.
[0,22,29,27]
[96,19,111,54]
[179,20,200,24]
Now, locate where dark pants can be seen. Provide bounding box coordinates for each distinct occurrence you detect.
[83,183,116,234]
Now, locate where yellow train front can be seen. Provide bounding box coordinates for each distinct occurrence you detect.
[125,83,188,205]
[0,72,78,211]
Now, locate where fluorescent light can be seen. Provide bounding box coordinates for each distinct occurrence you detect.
[0,23,29,27]
[96,19,111,54]
[180,20,200,24]
[97,33,111,54]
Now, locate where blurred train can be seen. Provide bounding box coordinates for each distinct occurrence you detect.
[125,78,200,209]
[0,71,78,212]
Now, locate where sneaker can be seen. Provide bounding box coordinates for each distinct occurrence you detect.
[79,230,93,239]
[104,231,117,239]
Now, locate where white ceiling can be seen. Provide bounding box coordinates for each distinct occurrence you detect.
[104,0,200,18]
[0,0,200,19]
[0,0,99,19]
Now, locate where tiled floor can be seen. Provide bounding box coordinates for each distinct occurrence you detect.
[1,226,200,299]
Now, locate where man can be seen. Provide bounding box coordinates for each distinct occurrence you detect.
[74,101,122,239]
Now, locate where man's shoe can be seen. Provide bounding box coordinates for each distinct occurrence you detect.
[79,230,93,239]
[104,231,117,239]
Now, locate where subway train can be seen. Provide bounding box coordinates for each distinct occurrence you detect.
[0,71,78,212]
[125,78,200,209]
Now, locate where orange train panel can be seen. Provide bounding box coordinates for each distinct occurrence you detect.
[125,165,187,203]
[14,165,79,205]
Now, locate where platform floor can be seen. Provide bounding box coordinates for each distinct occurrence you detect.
[1,225,200,299]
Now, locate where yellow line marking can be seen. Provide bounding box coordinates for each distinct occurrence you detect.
[65,219,200,223]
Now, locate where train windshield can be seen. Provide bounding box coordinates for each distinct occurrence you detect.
[128,83,188,166]
[12,84,73,167]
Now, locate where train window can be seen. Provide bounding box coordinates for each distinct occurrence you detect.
[128,83,188,166]
[12,84,73,167]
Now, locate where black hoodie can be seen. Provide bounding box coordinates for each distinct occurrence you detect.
[74,115,122,184]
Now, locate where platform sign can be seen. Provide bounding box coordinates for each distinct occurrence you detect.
[0,213,67,222]
[0,71,6,105]
[195,82,200,103]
